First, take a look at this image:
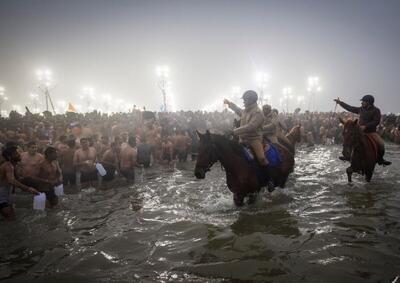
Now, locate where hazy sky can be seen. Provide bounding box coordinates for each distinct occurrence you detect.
[0,0,399,113]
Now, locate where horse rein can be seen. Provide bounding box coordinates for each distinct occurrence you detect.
[197,143,219,172]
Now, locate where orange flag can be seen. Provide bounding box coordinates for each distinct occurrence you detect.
[67,102,76,113]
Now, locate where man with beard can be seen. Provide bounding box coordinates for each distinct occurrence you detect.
[0,146,39,220]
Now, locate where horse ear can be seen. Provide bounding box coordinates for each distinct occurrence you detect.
[205,130,211,140]
[196,130,204,140]
[339,117,345,125]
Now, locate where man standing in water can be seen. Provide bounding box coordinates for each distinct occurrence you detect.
[120,136,137,182]
[19,141,44,180]
[334,95,391,165]
[34,147,62,208]
[73,137,97,187]
[0,146,39,220]
[224,90,274,192]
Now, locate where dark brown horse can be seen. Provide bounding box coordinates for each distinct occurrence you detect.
[194,126,301,206]
[339,118,378,182]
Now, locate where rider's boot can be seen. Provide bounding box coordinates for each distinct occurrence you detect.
[377,155,391,166]
[377,148,391,166]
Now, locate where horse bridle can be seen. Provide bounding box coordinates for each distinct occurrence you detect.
[197,142,219,173]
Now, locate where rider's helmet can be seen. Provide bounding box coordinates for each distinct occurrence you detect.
[242,90,258,104]
[360,94,375,105]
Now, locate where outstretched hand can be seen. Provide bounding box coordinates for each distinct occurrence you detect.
[333,97,341,104]
[28,187,40,195]
[223,98,230,105]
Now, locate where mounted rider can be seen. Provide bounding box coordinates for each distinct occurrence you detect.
[224,90,274,191]
[262,105,292,152]
[334,95,391,166]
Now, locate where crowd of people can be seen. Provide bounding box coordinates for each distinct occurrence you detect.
[1,98,399,220]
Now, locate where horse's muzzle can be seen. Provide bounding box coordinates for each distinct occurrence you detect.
[194,167,206,179]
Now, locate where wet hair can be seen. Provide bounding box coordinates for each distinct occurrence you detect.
[5,141,19,148]
[44,146,57,158]
[26,141,37,147]
[128,136,136,147]
[2,146,18,161]
[67,139,76,148]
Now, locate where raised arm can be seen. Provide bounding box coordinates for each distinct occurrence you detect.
[224,99,242,117]
[334,98,360,114]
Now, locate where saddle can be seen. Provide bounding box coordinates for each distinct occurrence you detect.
[241,143,282,167]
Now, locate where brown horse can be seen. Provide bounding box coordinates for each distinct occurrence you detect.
[194,125,301,206]
[339,118,378,182]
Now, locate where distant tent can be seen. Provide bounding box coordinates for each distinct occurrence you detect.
[67,102,76,113]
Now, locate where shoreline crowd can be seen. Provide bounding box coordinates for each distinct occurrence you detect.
[1,106,399,220]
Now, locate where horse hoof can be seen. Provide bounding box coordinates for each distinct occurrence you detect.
[233,195,245,207]
[247,193,258,205]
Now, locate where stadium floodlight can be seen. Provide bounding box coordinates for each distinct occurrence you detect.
[36,68,56,114]
[282,87,293,113]
[0,86,9,115]
[81,87,95,112]
[307,76,322,111]
[29,93,40,113]
[156,65,170,112]
[256,71,269,105]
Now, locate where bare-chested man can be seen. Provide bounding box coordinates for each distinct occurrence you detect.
[18,141,44,179]
[120,132,129,151]
[120,136,137,181]
[101,142,120,182]
[96,135,110,161]
[174,130,192,162]
[1,146,39,220]
[160,135,174,164]
[59,139,76,187]
[73,137,97,187]
[55,135,69,152]
[32,147,62,208]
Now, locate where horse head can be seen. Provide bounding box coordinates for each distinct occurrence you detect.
[286,124,302,145]
[339,118,363,158]
[194,130,219,179]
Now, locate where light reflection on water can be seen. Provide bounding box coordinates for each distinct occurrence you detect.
[0,145,400,282]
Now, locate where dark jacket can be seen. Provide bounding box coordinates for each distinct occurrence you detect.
[338,101,381,133]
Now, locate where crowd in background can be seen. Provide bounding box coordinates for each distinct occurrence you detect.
[1,106,400,218]
[1,107,400,159]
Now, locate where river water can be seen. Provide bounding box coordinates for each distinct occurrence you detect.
[1,144,400,282]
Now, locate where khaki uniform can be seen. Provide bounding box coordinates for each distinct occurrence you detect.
[228,102,267,166]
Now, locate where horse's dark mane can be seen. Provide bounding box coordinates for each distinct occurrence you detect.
[210,133,244,156]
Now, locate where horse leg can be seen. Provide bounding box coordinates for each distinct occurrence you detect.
[233,193,245,207]
[247,192,258,205]
[365,171,372,182]
[346,166,353,183]
[365,165,375,182]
